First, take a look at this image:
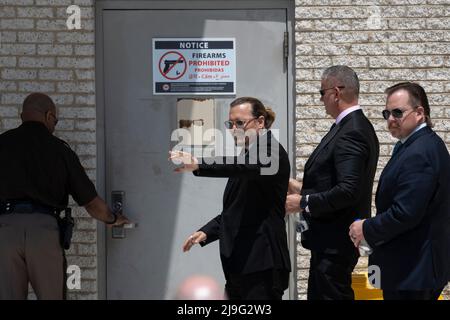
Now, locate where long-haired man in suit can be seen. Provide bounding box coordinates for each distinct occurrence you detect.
[170,97,291,300]
[286,65,379,300]
[349,82,450,300]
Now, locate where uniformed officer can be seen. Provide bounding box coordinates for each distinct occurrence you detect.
[0,92,129,300]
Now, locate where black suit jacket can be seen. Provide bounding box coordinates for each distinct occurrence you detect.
[301,109,379,255]
[364,127,450,290]
[194,131,291,278]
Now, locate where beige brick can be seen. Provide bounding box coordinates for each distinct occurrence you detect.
[354,43,390,55]
[296,144,316,157]
[74,44,94,56]
[0,44,36,55]
[17,7,54,18]
[0,57,17,67]
[80,157,96,169]
[0,31,17,42]
[57,57,94,69]
[39,69,74,80]
[2,118,21,130]
[55,119,75,131]
[38,44,73,55]
[35,0,72,5]
[2,68,37,80]
[76,217,97,231]
[332,31,369,43]
[57,81,95,93]
[57,32,94,44]
[52,94,74,105]
[426,17,450,29]
[0,82,17,92]
[0,0,33,4]
[332,55,368,68]
[59,107,95,118]
[76,144,96,156]
[0,19,34,30]
[295,20,314,31]
[75,119,96,131]
[58,131,96,143]
[18,81,55,92]
[71,231,97,244]
[296,56,332,68]
[66,255,97,268]
[19,57,55,68]
[1,93,28,104]
[18,31,54,43]
[314,44,349,55]
[315,19,352,31]
[295,32,332,44]
[295,7,332,19]
[75,70,95,80]
[36,19,67,31]
[0,106,18,117]
[75,95,96,105]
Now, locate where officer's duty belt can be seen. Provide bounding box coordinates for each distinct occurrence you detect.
[0,200,60,216]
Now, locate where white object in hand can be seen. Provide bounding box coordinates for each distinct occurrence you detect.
[358,239,373,256]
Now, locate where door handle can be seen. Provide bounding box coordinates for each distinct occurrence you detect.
[111,191,137,239]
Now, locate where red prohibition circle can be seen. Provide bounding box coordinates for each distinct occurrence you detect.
[158,51,187,80]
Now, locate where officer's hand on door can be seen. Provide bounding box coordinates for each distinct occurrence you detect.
[169,151,199,173]
[110,213,131,227]
[182,231,207,252]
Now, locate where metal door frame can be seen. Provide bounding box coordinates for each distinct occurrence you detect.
[95,0,296,300]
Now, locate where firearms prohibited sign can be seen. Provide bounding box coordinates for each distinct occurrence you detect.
[153,38,236,95]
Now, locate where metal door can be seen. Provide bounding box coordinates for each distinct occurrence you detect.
[97,1,294,299]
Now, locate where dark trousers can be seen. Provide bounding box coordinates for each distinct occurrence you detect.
[307,250,359,300]
[225,269,289,300]
[383,287,444,300]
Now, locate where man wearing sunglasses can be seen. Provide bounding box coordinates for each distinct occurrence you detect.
[170,97,291,300]
[0,93,129,299]
[285,65,379,300]
[349,82,450,300]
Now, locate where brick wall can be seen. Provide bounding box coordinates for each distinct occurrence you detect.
[0,0,97,299]
[295,0,450,300]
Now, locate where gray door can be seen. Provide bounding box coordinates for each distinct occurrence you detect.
[99,3,293,299]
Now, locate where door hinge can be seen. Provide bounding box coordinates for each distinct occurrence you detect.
[283,31,289,59]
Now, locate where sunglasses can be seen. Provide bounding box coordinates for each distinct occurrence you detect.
[224,118,257,129]
[382,108,414,120]
[319,86,345,97]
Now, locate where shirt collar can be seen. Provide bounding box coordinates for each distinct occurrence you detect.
[400,122,427,144]
[335,105,361,125]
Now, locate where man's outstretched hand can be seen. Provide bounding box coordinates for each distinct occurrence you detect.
[169,151,199,173]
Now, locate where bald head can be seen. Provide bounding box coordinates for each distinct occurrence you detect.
[175,275,224,300]
[21,92,58,133]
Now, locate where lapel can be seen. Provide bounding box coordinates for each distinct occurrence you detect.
[377,126,432,196]
[304,110,361,172]
[304,125,339,171]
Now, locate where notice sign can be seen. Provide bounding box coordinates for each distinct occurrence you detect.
[153,38,236,95]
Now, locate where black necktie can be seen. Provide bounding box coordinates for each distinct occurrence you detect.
[392,141,403,157]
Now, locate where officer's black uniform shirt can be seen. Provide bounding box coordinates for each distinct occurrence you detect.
[0,121,97,209]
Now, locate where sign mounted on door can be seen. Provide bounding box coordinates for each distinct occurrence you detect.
[153,38,236,95]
